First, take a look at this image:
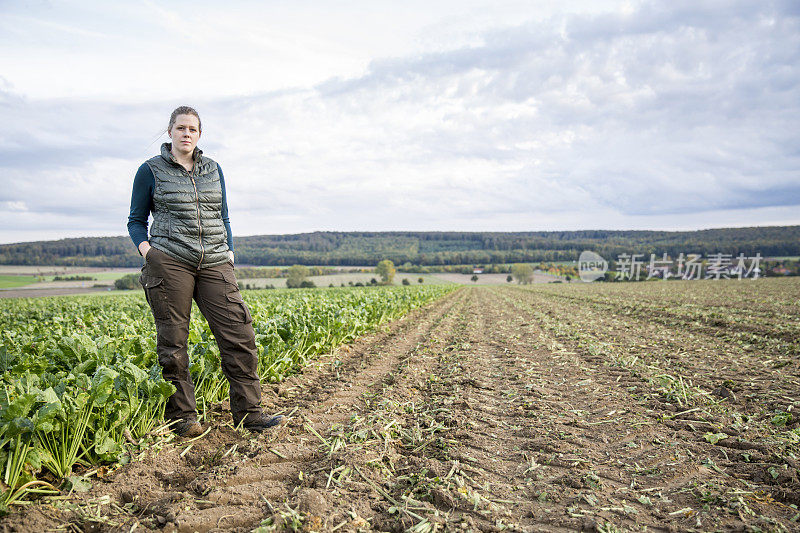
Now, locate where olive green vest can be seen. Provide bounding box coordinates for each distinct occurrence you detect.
[146,143,229,269]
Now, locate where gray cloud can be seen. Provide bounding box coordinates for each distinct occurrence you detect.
[317,0,800,216]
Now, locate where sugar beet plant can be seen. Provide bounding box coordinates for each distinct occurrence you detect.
[0,285,452,511]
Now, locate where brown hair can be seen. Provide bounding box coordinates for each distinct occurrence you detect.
[167,106,202,133]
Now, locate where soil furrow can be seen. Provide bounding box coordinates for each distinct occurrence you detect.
[499,285,799,411]
[491,285,799,531]
[4,282,799,532]
[170,288,470,532]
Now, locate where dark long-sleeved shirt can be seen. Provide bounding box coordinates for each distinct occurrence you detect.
[127,162,234,255]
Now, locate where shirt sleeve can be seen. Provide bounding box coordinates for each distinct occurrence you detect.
[127,163,154,254]
[218,164,234,253]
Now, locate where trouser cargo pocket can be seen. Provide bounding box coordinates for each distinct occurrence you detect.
[140,274,170,320]
[226,292,252,323]
[222,270,252,323]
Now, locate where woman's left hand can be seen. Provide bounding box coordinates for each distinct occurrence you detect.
[228,250,234,264]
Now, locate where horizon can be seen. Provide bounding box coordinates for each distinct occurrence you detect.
[1,223,797,248]
[1,1,799,244]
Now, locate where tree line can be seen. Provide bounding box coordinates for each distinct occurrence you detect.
[1,227,798,267]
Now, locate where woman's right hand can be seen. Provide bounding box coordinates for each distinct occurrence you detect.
[139,241,152,259]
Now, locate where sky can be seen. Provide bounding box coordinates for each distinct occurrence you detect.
[1,0,798,244]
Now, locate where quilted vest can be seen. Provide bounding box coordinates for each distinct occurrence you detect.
[146,143,229,269]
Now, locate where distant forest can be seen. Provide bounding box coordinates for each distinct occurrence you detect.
[0,227,797,268]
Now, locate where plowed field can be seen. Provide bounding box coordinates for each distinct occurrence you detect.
[5,279,800,532]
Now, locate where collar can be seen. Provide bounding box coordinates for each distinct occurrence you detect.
[161,142,202,166]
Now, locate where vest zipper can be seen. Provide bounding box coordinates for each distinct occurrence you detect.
[188,165,205,269]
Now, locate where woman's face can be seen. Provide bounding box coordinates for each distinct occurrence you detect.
[168,114,201,157]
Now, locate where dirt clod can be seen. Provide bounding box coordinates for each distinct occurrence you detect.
[296,488,329,516]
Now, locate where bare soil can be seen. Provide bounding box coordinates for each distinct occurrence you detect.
[0,287,116,299]
[2,285,798,532]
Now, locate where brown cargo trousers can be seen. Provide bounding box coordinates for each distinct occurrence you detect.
[139,246,263,426]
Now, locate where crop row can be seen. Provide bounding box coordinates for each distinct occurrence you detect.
[528,278,800,356]
[495,280,800,457]
[0,285,454,511]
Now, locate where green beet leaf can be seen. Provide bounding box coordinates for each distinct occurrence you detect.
[0,393,37,424]
[90,366,119,406]
[65,475,92,493]
[93,430,122,461]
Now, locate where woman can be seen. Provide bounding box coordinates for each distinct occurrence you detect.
[127,106,282,437]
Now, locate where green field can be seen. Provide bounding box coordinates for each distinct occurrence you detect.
[36,271,136,283]
[0,284,454,511]
[0,266,138,289]
[0,275,40,288]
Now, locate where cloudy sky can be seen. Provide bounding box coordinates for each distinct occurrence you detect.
[1,0,798,244]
